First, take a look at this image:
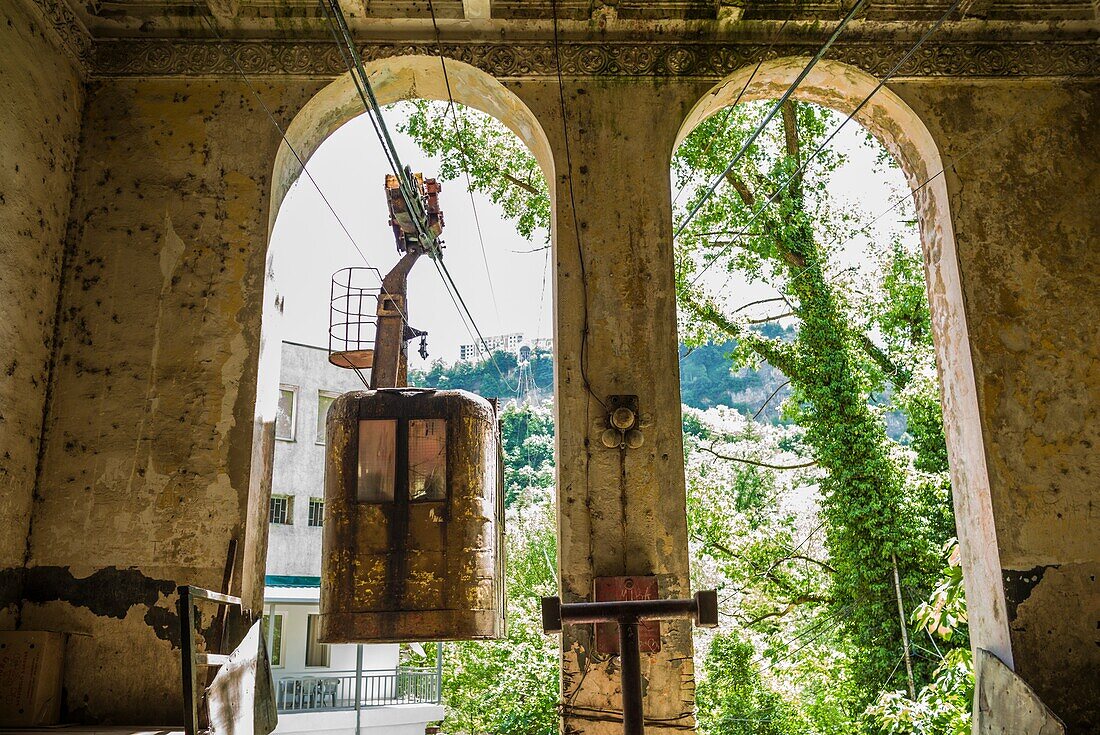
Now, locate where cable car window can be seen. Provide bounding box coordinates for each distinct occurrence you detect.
[358,419,396,502]
[408,418,447,501]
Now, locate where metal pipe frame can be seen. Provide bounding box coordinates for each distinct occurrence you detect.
[541,591,718,735]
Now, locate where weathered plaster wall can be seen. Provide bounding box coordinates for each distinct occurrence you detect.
[891,79,1100,731]
[0,0,85,628]
[20,77,321,721]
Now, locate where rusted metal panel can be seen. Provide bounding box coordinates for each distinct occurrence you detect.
[594,576,661,654]
[319,388,504,642]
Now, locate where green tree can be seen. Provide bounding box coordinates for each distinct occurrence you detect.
[439,488,559,734]
[674,100,950,705]
[697,631,810,735]
[499,401,555,508]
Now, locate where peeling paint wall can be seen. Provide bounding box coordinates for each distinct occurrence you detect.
[893,79,1100,731]
[20,77,322,722]
[0,0,85,628]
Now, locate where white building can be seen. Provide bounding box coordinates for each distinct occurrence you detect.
[265,341,444,735]
[458,332,524,361]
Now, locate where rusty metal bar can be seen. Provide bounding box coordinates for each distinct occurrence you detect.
[541,591,718,735]
[618,621,643,735]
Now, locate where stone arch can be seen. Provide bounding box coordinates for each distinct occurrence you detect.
[674,57,1012,668]
[240,56,554,609]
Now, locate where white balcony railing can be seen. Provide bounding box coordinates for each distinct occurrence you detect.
[275,667,441,713]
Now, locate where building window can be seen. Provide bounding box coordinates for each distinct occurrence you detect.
[269,495,292,525]
[262,613,284,667]
[308,498,324,527]
[316,391,339,444]
[276,386,298,441]
[305,614,330,667]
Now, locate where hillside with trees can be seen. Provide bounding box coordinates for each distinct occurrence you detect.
[410,329,795,422]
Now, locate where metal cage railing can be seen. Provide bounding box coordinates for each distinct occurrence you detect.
[329,266,382,370]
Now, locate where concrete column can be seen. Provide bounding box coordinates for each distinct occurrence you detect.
[523,79,702,735]
[0,0,84,628]
[894,79,1100,731]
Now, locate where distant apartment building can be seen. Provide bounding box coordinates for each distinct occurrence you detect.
[266,341,444,735]
[458,332,551,361]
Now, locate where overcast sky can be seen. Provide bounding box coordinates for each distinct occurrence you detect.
[269,102,912,369]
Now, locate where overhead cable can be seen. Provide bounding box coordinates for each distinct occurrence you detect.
[319,0,519,388]
[674,0,869,239]
[426,0,505,334]
[319,0,442,260]
[687,0,962,286]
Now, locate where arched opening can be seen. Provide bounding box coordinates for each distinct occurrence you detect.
[240,54,554,630]
[236,54,554,726]
[672,57,1008,727]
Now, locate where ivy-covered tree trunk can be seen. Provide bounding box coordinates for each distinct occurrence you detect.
[679,102,944,702]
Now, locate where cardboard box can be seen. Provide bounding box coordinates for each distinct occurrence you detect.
[0,631,66,727]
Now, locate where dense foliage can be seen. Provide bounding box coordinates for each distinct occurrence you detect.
[673,99,956,712]
[696,631,810,735]
[400,98,970,734]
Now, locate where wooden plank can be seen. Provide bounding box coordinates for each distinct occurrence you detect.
[197,653,231,667]
[176,587,200,735]
[186,586,242,606]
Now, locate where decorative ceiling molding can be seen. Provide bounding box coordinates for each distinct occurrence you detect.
[25,0,94,75]
[92,38,1100,79]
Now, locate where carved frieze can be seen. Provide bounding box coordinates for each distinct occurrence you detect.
[23,0,94,73]
[91,38,1100,79]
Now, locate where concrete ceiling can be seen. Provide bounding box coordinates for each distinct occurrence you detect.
[64,0,1100,40]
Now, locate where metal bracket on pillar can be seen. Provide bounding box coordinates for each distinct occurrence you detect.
[601,394,644,449]
[541,591,719,735]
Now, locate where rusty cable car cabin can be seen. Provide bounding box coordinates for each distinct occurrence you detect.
[318,388,504,643]
[318,172,505,643]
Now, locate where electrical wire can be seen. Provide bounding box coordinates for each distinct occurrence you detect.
[670,13,794,208]
[426,0,505,333]
[420,0,520,392]
[197,9,416,383]
[675,0,868,240]
[550,0,607,412]
[713,92,1038,312]
[208,1,507,391]
[685,0,962,285]
[198,13,381,283]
